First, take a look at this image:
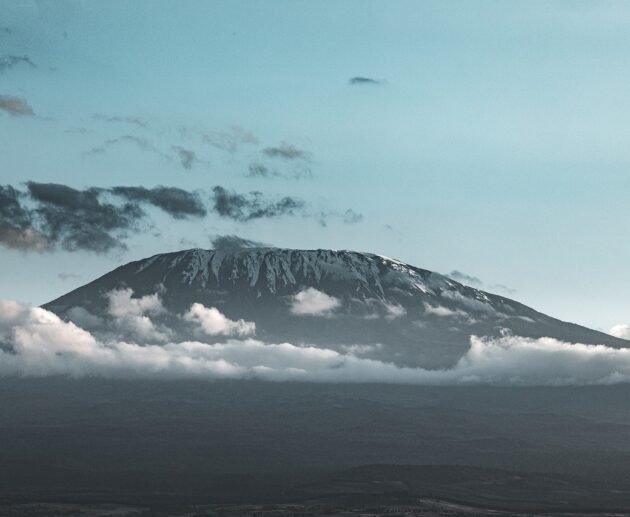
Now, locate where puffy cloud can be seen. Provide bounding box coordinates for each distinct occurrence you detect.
[2,299,630,385]
[610,324,630,340]
[106,288,164,319]
[290,288,341,316]
[0,94,34,116]
[106,288,170,342]
[184,303,255,337]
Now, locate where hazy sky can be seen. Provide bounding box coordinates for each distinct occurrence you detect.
[1,0,628,332]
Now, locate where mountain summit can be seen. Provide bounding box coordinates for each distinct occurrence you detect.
[44,248,627,368]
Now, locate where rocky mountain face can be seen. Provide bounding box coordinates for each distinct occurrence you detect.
[44,248,627,368]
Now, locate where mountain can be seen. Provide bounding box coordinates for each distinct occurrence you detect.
[44,248,627,368]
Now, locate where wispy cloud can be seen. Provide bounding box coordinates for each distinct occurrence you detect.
[447,270,515,296]
[199,126,259,153]
[0,55,36,73]
[263,142,311,161]
[58,272,81,281]
[349,76,385,85]
[93,114,148,129]
[0,94,34,116]
[211,186,305,221]
[210,234,270,251]
[87,135,168,160]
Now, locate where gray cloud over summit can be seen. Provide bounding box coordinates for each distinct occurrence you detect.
[1,182,360,253]
[211,186,306,222]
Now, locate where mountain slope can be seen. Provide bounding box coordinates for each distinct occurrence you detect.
[44,248,627,368]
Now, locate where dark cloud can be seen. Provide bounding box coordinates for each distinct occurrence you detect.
[0,94,34,116]
[349,76,384,85]
[247,162,312,180]
[1,183,208,254]
[27,182,144,253]
[109,186,207,219]
[247,163,279,178]
[172,145,198,170]
[211,186,305,222]
[210,234,270,251]
[93,114,148,128]
[0,186,48,251]
[0,55,36,73]
[263,142,311,161]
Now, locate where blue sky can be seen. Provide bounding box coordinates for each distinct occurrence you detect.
[0,0,629,332]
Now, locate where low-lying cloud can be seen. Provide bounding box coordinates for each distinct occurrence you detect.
[610,324,630,340]
[290,288,341,316]
[184,303,256,337]
[2,298,630,385]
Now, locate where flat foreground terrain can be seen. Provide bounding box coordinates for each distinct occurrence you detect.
[1,379,630,513]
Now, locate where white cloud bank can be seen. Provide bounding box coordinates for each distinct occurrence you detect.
[290,288,340,316]
[610,324,630,340]
[106,288,170,342]
[2,299,630,385]
[184,303,255,337]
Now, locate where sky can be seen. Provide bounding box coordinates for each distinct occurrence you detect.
[0,0,629,333]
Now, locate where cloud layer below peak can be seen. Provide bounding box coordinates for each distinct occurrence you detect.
[1,298,630,386]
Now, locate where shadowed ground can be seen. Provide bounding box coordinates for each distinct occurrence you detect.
[1,378,630,513]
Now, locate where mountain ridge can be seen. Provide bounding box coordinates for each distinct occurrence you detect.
[44,247,628,368]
